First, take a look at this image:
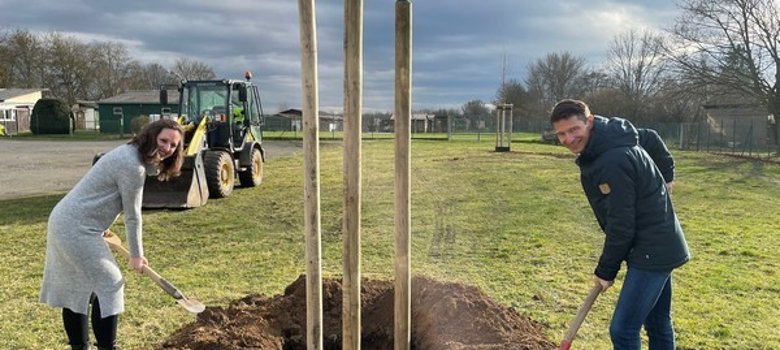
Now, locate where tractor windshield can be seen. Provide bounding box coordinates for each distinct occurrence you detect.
[180,82,230,124]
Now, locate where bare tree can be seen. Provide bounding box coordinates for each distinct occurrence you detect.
[606,29,669,115]
[126,62,177,90]
[462,99,493,130]
[495,79,536,121]
[0,31,10,86]
[89,41,135,100]
[43,32,94,105]
[578,69,611,97]
[496,79,527,107]
[171,58,216,81]
[525,52,588,116]
[1,29,46,88]
[0,29,183,105]
[667,0,780,145]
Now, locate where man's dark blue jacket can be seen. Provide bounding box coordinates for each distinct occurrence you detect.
[577,116,690,281]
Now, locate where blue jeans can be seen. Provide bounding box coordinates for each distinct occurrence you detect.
[610,268,675,350]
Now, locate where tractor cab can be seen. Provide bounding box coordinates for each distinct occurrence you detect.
[163,77,263,154]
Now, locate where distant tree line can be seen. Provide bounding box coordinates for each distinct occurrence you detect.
[466,0,779,146]
[0,29,216,105]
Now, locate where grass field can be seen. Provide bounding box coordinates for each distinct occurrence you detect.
[1,138,778,349]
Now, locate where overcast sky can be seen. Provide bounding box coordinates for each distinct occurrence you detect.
[0,0,681,113]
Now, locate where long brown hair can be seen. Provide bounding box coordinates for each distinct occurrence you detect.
[129,119,185,181]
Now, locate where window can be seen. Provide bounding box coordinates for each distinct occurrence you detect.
[113,107,123,115]
[161,107,171,116]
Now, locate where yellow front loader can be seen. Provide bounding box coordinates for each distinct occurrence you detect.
[142,73,265,209]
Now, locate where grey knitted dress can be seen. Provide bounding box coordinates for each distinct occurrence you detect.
[40,143,151,318]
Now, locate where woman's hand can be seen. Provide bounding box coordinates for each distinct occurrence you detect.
[129,256,148,273]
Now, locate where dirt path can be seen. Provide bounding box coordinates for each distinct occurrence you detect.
[0,139,302,200]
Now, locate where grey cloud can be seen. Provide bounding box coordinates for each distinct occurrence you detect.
[0,0,678,112]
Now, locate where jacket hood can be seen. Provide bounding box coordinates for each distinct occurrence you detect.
[578,116,638,162]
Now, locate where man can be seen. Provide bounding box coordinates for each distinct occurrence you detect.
[550,99,690,349]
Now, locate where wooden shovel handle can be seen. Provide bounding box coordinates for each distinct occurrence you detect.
[102,231,183,299]
[560,284,602,349]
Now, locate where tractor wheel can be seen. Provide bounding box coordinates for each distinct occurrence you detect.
[204,150,235,198]
[239,147,264,187]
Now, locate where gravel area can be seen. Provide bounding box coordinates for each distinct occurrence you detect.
[0,139,301,200]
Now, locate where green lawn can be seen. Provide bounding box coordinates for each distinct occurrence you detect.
[0,139,778,349]
[262,130,541,143]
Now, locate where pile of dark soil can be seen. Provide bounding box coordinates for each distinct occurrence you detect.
[160,275,556,350]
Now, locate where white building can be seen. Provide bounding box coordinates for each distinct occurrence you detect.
[0,88,45,134]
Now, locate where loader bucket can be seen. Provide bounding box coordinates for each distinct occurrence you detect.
[142,152,209,209]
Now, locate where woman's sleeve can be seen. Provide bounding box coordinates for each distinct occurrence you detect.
[117,162,146,258]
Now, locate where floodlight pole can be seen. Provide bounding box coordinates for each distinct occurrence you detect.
[394,1,412,349]
[298,0,323,349]
[343,0,363,348]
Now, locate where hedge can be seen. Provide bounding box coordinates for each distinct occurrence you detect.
[31,98,73,135]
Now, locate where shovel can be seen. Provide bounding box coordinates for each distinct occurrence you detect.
[102,230,205,314]
[560,284,602,350]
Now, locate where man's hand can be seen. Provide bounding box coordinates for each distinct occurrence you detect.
[666,181,675,195]
[594,275,614,292]
[129,256,148,273]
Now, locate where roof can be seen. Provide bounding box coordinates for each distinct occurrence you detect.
[75,100,98,108]
[275,108,343,121]
[0,88,46,102]
[277,108,302,118]
[391,113,435,120]
[98,90,180,104]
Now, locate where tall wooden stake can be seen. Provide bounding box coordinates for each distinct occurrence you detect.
[394,1,412,349]
[343,0,363,348]
[298,1,323,349]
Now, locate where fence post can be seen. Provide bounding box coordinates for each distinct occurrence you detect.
[679,123,684,149]
[447,114,452,141]
[748,119,754,157]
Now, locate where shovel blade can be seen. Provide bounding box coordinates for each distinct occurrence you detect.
[177,297,206,314]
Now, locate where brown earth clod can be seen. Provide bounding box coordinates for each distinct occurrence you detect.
[161,275,556,350]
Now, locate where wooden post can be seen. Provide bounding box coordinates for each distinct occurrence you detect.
[343,0,363,348]
[500,107,505,146]
[495,108,500,148]
[394,1,412,349]
[297,1,323,349]
[507,104,513,150]
[495,105,511,152]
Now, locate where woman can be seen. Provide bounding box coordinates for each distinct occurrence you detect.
[40,119,184,350]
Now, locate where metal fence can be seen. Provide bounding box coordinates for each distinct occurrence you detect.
[447,117,779,160]
[216,114,780,160]
[633,119,777,160]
